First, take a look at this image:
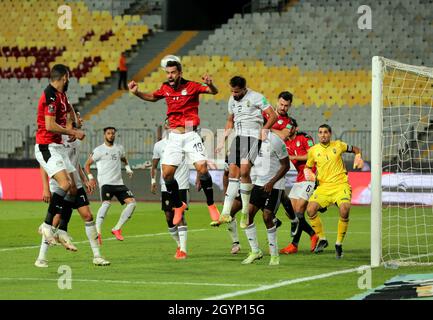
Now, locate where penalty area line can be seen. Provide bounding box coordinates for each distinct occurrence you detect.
[0,277,260,288]
[0,229,208,252]
[203,265,371,300]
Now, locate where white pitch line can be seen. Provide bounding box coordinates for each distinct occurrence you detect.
[203,265,371,300]
[0,277,260,288]
[0,229,208,252]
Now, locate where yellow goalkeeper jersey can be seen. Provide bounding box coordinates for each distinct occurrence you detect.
[306,140,349,187]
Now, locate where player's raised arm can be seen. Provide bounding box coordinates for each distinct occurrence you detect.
[201,74,218,95]
[346,145,364,169]
[128,80,161,102]
[304,148,316,182]
[261,106,278,140]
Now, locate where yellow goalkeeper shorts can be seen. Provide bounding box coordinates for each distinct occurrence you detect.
[310,183,352,208]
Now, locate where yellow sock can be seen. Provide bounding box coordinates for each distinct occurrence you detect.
[309,215,325,239]
[336,219,349,245]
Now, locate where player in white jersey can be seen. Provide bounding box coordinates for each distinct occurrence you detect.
[151,120,190,259]
[217,76,277,228]
[35,113,110,267]
[241,131,290,266]
[85,127,136,244]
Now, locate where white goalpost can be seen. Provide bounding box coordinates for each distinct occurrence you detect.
[371,56,433,267]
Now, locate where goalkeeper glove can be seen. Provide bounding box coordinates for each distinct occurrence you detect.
[353,154,364,169]
[304,168,316,182]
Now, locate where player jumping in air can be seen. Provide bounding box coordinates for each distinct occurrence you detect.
[128,55,220,225]
[304,124,364,258]
[151,119,190,259]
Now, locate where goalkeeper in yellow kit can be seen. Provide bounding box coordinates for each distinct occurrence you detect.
[303,124,364,259]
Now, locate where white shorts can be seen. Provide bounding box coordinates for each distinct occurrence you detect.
[161,131,207,166]
[35,143,76,178]
[288,181,315,201]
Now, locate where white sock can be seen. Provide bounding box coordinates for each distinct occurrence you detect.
[85,221,101,258]
[245,223,259,253]
[178,226,187,253]
[267,226,278,256]
[168,226,180,247]
[96,201,111,234]
[37,235,49,261]
[222,179,239,215]
[227,218,239,243]
[240,183,253,216]
[113,202,136,231]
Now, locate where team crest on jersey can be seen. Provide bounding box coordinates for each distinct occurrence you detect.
[48,104,55,113]
[296,141,300,147]
[181,89,187,96]
[278,120,283,125]
[333,148,337,154]
[165,200,170,206]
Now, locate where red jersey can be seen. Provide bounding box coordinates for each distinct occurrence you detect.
[153,78,209,128]
[262,111,292,130]
[36,84,71,144]
[286,132,316,182]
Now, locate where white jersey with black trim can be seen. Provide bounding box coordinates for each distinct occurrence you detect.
[152,138,189,191]
[228,88,272,138]
[253,132,288,190]
[91,143,125,187]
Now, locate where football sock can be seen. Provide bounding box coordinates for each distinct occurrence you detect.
[336,218,349,245]
[96,201,111,234]
[37,235,49,261]
[58,201,74,231]
[85,221,101,258]
[222,178,239,215]
[240,183,253,216]
[45,189,66,225]
[227,218,239,243]
[309,214,325,239]
[178,225,187,253]
[245,223,259,252]
[168,226,180,247]
[199,172,214,206]
[267,226,278,256]
[281,192,296,220]
[297,212,316,237]
[113,201,136,231]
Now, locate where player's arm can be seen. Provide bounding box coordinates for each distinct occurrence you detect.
[121,156,133,178]
[345,144,364,169]
[39,166,51,203]
[45,115,85,140]
[261,106,278,140]
[84,154,97,190]
[201,74,218,95]
[128,80,160,102]
[77,164,94,194]
[263,157,290,193]
[289,154,308,161]
[215,113,234,153]
[150,158,159,194]
[304,148,316,182]
[271,127,290,141]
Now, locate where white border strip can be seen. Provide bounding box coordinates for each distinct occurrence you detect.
[0,277,259,287]
[203,265,371,300]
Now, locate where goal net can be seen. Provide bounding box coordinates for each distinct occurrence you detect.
[371,57,433,267]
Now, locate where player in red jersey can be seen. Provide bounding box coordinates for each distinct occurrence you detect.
[35,64,85,246]
[279,117,319,254]
[128,56,220,225]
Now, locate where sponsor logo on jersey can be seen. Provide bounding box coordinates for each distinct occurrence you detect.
[296,141,301,147]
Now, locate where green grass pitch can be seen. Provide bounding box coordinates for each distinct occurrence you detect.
[1,201,432,300]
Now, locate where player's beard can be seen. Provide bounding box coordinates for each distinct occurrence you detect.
[105,138,115,146]
[63,80,69,92]
[168,76,180,88]
[278,109,287,117]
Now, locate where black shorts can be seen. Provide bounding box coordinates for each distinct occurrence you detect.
[72,187,90,209]
[228,135,262,167]
[161,189,189,212]
[250,185,283,214]
[100,185,134,205]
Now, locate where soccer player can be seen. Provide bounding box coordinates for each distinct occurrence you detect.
[304,124,364,258]
[35,113,110,267]
[35,64,85,245]
[128,56,220,225]
[279,117,319,254]
[151,119,189,259]
[85,127,136,243]
[218,76,277,227]
[241,131,290,266]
